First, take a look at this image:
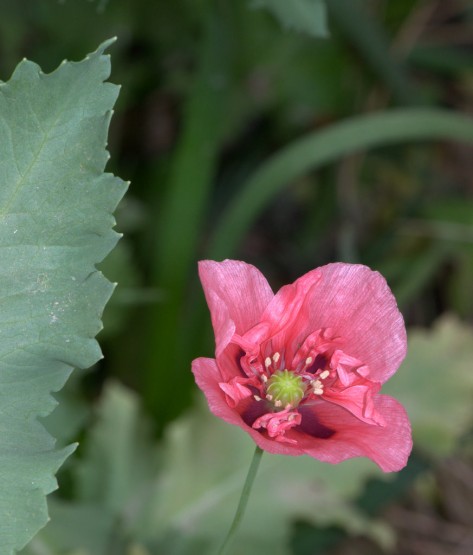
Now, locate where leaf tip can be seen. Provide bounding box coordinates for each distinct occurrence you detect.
[97,36,118,55]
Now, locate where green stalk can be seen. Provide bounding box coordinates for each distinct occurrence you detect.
[217,446,264,555]
[143,8,230,425]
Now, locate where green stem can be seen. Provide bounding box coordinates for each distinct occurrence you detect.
[217,446,264,555]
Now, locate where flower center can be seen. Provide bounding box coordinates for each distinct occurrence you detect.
[266,369,306,409]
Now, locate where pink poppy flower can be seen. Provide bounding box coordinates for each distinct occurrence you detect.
[192,260,412,472]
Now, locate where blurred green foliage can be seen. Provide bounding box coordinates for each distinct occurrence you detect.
[3,0,473,553]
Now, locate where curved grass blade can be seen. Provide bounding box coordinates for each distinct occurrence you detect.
[208,109,473,259]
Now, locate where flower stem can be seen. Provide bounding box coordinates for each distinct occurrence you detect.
[217,445,264,554]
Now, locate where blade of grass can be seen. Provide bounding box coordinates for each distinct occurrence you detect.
[144,10,230,424]
[208,108,473,259]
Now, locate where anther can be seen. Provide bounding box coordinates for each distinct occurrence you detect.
[273,352,280,363]
[266,394,273,401]
[274,400,282,408]
[311,379,324,395]
[320,370,330,380]
[305,356,313,365]
[265,357,271,368]
[254,395,262,401]
[261,374,268,383]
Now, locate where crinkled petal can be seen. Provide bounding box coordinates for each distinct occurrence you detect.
[198,260,274,356]
[252,408,301,443]
[192,357,244,427]
[256,268,322,360]
[323,383,385,426]
[298,395,412,472]
[243,421,306,456]
[219,377,253,408]
[285,263,406,383]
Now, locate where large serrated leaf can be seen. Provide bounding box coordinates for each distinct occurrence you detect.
[0,39,127,553]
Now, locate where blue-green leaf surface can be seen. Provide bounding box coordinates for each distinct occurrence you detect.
[0,39,126,553]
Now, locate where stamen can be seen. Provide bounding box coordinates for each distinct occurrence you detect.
[305,356,313,366]
[320,370,330,380]
[311,378,324,395]
[274,400,282,408]
[261,374,268,383]
[273,352,280,363]
[254,395,262,401]
[266,394,273,401]
[265,356,271,368]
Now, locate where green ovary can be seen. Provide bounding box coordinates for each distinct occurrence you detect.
[266,369,306,408]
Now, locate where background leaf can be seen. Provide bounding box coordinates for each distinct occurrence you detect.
[75,381,160,518]
[384,316,473,457]
[0,39,126,552]
[251,0,329,38]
